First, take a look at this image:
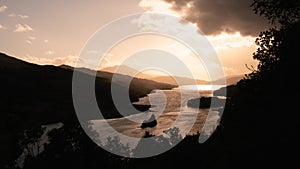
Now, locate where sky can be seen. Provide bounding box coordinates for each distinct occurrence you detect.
[0,0,270,80]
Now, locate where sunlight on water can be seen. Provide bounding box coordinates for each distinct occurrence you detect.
[179,85,225,91]
[90,87,223,150]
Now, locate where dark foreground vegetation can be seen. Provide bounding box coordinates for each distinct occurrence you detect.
[0,52,174,168]
[0,0,299,168]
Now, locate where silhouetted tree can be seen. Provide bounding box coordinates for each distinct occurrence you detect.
[103,136,131,157]
[252,0,300,26]
[133,127,182,157]
[233,1,300,168]
[241,0,300,91]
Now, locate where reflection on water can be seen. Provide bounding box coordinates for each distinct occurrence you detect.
[89,85,223,150]
[179,85,225,91]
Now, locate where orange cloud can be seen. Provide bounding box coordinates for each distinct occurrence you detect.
[14,24,34,33]
[0,5,7,13]
[0,24,6,30]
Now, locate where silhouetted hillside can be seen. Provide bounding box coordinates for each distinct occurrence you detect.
[100,65,156,79]
[212,75,244,86]
[0,52,175,168]
[100,65,209,85]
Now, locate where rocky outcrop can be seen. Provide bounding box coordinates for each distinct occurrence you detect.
[140,114,157,128]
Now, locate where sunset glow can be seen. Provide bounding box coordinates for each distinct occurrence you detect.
[0,0,259,78]
[1,0,293,166]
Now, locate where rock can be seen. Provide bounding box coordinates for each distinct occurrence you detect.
[140,114,157,129]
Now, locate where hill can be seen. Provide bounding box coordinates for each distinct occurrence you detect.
[100,65,244,86]
[211,75,244,86]
[100,65,209,85]
[100,65,157,79]
[0,52,175,167]
[0,52,175,121]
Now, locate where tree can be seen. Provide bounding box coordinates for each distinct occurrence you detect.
[252,0,300,26]
[20,128,44,158]
[233,2,300,168]
[241,0,300,89]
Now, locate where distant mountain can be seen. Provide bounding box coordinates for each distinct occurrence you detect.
[150,75,245,86]
[101,65,137,74]
[151,76,209,85]
[226,75,244,85]
[100,65,209,85]
[100,65,161,80]
[100,65,244,86]
[0,52,176,125]
[0,52,176,165]
[212,75,245,86]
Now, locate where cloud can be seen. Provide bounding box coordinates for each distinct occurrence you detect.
[0,24,6,30]
[87,50,100,54]
[8,13,29,19]
[0,5,7,13]
[25,36,36,45]
[139,0,177,14]
[51,55,79,66]
[160,0,270,36]
[8,13,16,17]
[25,40,32,45]
[45,50,55,55]
[207,32,256,50]
[24,55,79,67]
[28,36,36,40]
[14,24,34,32]
[18,15,29,19]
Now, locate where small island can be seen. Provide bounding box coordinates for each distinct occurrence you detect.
[140,114,158,129]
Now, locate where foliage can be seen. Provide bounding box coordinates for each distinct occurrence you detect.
[251,0,300,26]
[19,127,44,158]
[103,136,131,157]
[241,0,300,88]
